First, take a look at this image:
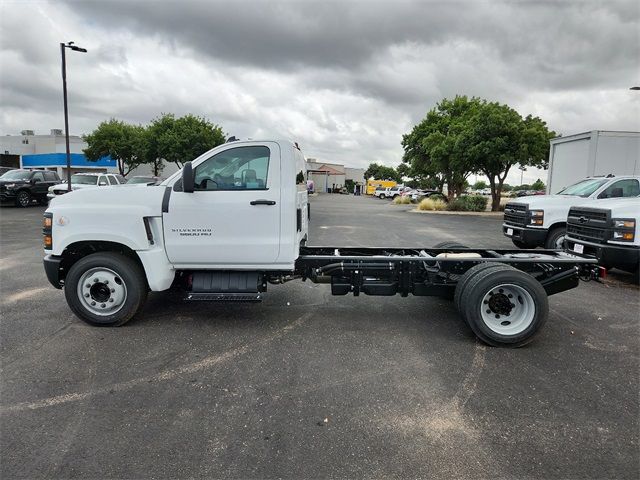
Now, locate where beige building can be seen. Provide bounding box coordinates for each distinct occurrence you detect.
[306,158,365,193]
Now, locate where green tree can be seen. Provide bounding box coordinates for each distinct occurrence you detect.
[402,96,480,200]
[84,119,147,176]
[364,162,401,182]
[149,113,226,169]
[396,162,411,180]
[459,103,555,210]
[531,178,546,191]
[472,180,488,190]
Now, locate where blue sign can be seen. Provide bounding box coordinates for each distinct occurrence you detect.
[21,153,115,168]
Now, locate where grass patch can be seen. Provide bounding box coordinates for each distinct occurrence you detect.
[417,198,447,211]
[392,196,413,205]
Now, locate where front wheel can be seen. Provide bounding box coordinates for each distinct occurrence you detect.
[15,190,31,207]
[544,226,566,249]
[379,194,386,199]
[64,252,148,326]
[459,266,548,347]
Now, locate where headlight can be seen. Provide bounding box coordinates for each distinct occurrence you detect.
[529,209,544,225]
[48,186,54,192]
[613,220,635,229]
[611,218,635,242]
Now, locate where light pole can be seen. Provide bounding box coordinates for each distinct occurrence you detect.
[61,41,87,191]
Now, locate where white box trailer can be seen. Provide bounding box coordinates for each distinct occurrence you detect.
[547,131,640,194]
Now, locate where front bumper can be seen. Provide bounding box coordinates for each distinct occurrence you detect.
[43,254,63,289]
[0,190,18,202]
[565,237,640,273]
[502,224,548,246]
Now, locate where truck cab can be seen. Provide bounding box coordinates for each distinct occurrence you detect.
[503,175,640,249]
[565,196,640,282]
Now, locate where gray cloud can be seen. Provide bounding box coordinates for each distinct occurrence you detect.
[1,0,639,185]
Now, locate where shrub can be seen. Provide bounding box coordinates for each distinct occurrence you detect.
[417,198,447,211]
[428,193,447,203]
[392,196,412,205]
[446,195,488,212]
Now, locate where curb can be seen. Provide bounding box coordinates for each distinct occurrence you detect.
[408,209,503,216]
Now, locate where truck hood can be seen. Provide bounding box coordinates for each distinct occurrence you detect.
[50,182,97,190]
[509,194,584,207]
[49,184,166,216]
[573,196,640,217]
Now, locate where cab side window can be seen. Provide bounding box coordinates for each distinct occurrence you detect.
[599,179,640,198]
[98,175,109,186]
[194,146,270,191]
[107,175,119,185]
[32,172,45,182]
[44,171,57,181]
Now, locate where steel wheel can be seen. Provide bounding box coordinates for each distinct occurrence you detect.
[76,267,128,316]
[479,283,535,336]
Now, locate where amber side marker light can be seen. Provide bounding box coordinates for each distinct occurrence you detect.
[44,235,53,248]
[43,216,52,228]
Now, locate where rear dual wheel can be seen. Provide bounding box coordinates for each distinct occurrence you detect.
[455,264,548,347]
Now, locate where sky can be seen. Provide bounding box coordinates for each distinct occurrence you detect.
[1,0,638,185]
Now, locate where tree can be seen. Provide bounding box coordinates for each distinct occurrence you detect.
[395,162,411,180]
[531,178,546,191]
[84,119,147,176]
[472,180,488,190]
[364,162,400,182]
[402,96,481,200]
[459,103,555,210]
[149,113,225,169]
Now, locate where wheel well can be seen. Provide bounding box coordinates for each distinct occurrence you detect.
[59,241,143,282]
[548,222,566,233]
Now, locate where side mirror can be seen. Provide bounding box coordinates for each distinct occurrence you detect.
[182,162,195,193]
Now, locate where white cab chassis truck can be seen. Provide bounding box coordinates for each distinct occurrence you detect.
[43,140,601,347]
[503,176,640,249]
[565,196,640,282]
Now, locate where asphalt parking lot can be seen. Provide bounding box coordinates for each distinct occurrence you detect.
[1,194,639,479]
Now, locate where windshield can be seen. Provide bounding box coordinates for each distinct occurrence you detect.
[0,170,31,181]
[556,178,609,197]
[127,177,153,184]
[71,174,98,185]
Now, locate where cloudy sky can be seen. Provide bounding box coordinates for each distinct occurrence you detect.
[1,0,638,184]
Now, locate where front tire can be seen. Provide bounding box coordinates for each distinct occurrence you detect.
[544,226,566,249]
[459,266,548,347]
[379,194,386,199]
[15,190,31,207]
[64,252,148,326]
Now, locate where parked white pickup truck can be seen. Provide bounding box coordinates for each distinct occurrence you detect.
[565,196,640,282]
[503,175,640,249]
[43,139,600,347]
[47,172,126,199]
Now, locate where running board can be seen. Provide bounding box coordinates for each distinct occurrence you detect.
[185,292,263,302]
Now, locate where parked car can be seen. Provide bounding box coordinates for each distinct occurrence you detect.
[565,196,639,282]
[0,169,61,207]
[503,175,640,249]
[125,176,163,186]
[379,185,410,199]
[373,187,388,198]
[410,189,441,201]
[47,172,126,200]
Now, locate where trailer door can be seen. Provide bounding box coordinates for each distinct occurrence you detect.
[163,143,281,266]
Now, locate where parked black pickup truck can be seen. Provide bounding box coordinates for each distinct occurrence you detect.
[0,169,61,207]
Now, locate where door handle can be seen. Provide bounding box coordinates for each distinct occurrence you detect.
[250,199,276,206]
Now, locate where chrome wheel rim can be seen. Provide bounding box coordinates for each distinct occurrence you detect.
[76,267,127,316]
[480,283,535,336]
[554,234,566,249]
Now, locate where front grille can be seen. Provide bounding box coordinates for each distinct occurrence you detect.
[566,207,611,244]
[503,203,528,227]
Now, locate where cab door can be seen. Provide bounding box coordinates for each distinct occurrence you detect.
[162,143,281,266]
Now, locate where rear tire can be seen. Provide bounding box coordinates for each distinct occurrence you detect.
[64,252,148,327]
[454,263,513,313]
[459,266,548,347]
[15,190,31,207]
[544,226,566,250]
